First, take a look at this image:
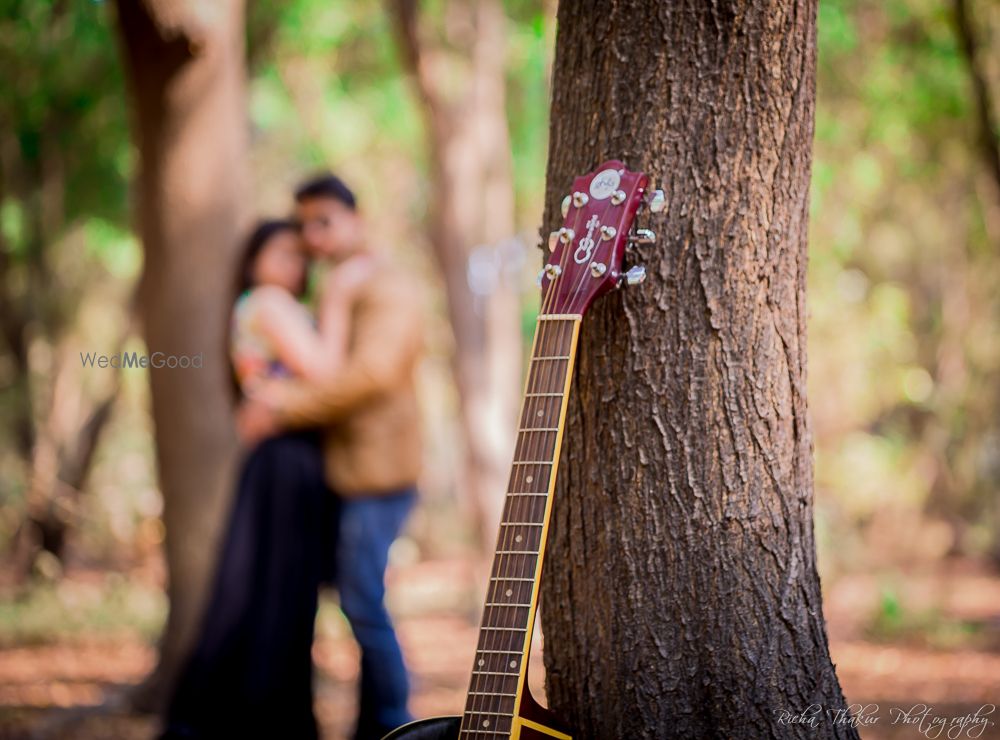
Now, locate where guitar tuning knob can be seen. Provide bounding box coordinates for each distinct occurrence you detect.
[547,231,559,252]
[624,265,646,286]
[648,189,666,213]
[630,229,656,246]
[561,195,571,218]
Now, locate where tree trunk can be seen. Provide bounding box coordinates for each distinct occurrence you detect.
[391,0,523,549]
[538,2,855,737]
[114,0,246,711]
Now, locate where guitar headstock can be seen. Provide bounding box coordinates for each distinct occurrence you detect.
[539,160,661,316]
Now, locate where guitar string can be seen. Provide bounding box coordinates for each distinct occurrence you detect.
[478,203,579,727]
[476,194,582,728]
[489,188,623,722]
[486,177,641,729]
[472,179,626,731]
[463,169,640,733]
[461,195,583,736]
[469,176,624,731]
[476,174,646,733]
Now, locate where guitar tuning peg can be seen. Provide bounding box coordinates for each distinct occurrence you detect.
[624,265,646,286]
[630,229,656,246]
[547,231,559,252]
[560,195,571,218]
[648,189,666,213]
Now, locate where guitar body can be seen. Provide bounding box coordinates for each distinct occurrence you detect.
[381,716,460,740]
[383,688,571,739]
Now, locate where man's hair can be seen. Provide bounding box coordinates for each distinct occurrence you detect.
[294,173,357,210]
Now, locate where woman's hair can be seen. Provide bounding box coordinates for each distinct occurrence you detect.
[228,218,303,403]
[235,218,304,297]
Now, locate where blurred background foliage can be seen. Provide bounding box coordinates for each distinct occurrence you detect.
[0,0,998,663]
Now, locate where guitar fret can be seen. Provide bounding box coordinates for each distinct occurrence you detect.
[479,627,526,632]
[489,576,534,582]
[460,730,506,736]
[483,602,532,607]
[524,392,563,397]
[532,354,571,360]
[476,649,524,654]
[471,670,520,676]
[462,710,512,717]
[500,520,544,525]
[505,492,547,498]
[511,461,552,465]
[467,690,516,696]
[517,427,559,432]
[494,550,536,555]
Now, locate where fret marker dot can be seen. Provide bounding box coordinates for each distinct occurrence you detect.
[510,660,518,668]
[515,535,523,543]
[526,475,533,483]
[478,658,484,667]
[483,720,490,728]
[505,589,513,597]
[537,409,544,417]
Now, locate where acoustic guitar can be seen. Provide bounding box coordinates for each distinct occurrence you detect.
[383,161,662,740]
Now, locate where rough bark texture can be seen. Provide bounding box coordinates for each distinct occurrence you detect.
[391,0,523,548]
[538,2,856,738]
[114,0,245,710]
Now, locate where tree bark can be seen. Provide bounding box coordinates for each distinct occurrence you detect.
[114,0,245,711]
[538,1,855,737]
[391,0,523,549]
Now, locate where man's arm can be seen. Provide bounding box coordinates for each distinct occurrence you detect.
[263,276,423,428]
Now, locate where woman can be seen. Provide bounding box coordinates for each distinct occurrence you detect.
[161,219,370,739]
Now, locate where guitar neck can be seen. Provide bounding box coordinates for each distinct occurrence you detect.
[460,314,581,739]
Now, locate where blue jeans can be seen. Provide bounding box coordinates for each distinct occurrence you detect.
[336,488,416,740]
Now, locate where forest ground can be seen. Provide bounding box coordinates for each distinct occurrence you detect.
[0,557,998,739]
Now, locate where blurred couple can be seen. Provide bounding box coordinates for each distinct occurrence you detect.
[160,175,424,740]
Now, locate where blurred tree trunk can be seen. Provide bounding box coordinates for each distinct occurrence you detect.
[391,0,523,550]
[114,0,246,711]
[953,0,1000,563]
[538,1,855,737]
[954,0,1000,201]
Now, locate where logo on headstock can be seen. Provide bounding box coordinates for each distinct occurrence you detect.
[588,168,621,200]
[574,214,600,264]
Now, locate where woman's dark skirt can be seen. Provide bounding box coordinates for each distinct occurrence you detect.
[161,431,336,739]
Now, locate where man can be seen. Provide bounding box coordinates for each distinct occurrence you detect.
[239,174,423,740]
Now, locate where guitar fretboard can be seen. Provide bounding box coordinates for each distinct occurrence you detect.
[459,315,580,739]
